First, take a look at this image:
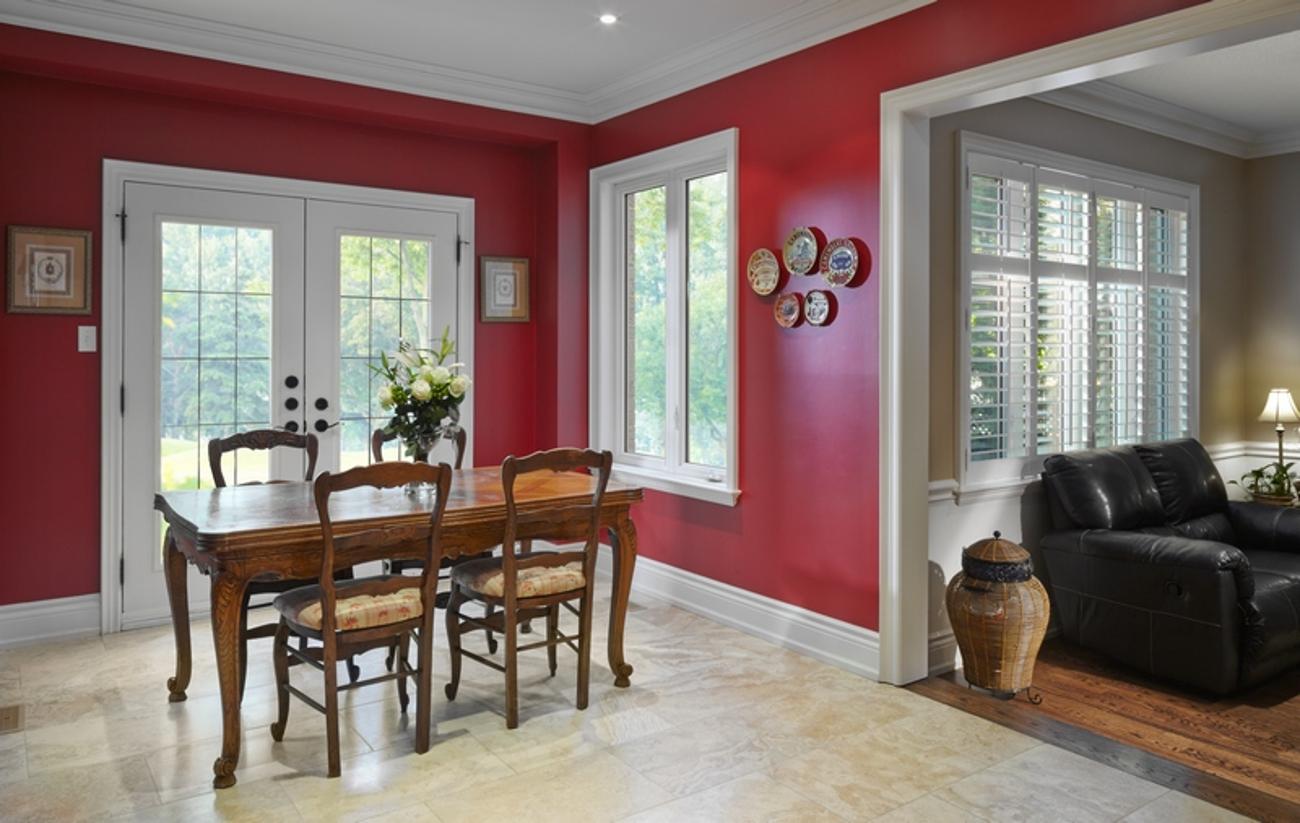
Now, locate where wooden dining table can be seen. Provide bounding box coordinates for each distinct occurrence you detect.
[154,466,643,789]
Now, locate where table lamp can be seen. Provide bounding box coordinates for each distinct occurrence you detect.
[1258,388,1300,468]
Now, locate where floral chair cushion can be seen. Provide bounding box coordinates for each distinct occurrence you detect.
[454,558,586,599]
[296,586,423,631]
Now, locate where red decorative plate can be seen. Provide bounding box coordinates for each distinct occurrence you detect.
[819,238,859,287]
[774,292,802,328]
[783,227,821,276]
[747,248,780,296]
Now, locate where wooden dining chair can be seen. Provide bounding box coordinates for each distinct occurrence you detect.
[444,448,612,729]
[206,429,359,692]
[269,460,452,777]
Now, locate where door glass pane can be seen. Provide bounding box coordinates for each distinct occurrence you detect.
[625,186,667,458]
[159,222,275,496]
[338,234,432,470]
[685,172,728,468]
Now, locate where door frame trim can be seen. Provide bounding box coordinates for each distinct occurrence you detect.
[100,159,476,633]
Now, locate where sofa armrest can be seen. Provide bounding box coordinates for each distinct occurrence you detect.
[1228,501,1300,552]
[1041,529,1254,604]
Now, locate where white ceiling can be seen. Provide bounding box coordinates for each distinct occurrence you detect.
[1039,28,1300,159]
[0,0,932,122]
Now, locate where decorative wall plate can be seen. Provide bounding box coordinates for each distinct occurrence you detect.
[782,227,821,276]
[819,238,859,287]
[774,292,802,328]
[746,248,781,296]
[805,289,834,326]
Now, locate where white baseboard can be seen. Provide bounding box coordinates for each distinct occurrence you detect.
[929,630,959,676]
[596,549,880,680]
[0,594,101,649]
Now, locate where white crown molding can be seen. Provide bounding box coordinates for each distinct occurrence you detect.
[1035,80,1300,159]
[0,594,100,649]
[0,0,932,124]
[595,548,880,680]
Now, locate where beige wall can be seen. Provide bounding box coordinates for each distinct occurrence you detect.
[929,97,1250,481]
[1244,153,1300,420]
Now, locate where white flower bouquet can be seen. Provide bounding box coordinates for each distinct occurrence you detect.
[372,326,471,462]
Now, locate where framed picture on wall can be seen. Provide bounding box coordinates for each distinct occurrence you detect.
[479,256,529,322]
[7,226,93,315]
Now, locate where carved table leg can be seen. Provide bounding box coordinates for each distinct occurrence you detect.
[164,527,192,703]
[607,515,638,688]
[210,572,248,789]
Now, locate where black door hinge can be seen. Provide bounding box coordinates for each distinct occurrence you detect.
[116,210,126,242]
[119,554,124,587]
[456,235,469,266]
[120,382,125,415]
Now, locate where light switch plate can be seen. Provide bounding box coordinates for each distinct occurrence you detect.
[78,325,97,352]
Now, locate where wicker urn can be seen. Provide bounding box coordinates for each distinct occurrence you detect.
[946,531,1050,700]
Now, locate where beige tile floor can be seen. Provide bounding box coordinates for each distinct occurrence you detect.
[0,589,1249,822]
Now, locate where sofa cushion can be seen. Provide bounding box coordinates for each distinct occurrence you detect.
[1042,447,1165,530]
[1240,570,1300,685]
[1134,439,1228,524]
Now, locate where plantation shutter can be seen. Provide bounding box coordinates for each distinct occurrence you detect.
[1093,181,1145,448]
[966,154,1034,472]
[961,141,1195,486]
[1145,192,1191,441]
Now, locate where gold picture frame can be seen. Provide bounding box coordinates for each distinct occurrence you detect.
[7,226,93,315]
[479,256,529,323]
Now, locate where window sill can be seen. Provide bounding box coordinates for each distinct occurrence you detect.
[611,463,740,507]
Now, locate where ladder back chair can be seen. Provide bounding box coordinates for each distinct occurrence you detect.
[206,429,359,691]
[270,460,452,777]
[444,448,613,729]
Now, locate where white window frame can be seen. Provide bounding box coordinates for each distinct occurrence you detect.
[956,132,1200,494]
[590,128,739,506]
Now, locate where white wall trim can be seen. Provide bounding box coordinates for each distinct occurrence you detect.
[928,630,958,676]
[0,0,931,124]
[101,159,476,633]
[1036,80,1300,159]
[0,594,101,649]
[879,0,1300,686]
[596,550,879,680]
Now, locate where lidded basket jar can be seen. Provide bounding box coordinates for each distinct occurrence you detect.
[946,531,1050,701]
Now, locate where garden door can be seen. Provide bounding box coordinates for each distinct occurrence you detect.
[302,200,463,476]
[121,183,306,626]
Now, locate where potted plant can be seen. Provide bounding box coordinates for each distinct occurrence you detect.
[1230,461,1297,506]
[372,326,471,467]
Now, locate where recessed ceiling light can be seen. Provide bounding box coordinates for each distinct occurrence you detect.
[599,13,618,25]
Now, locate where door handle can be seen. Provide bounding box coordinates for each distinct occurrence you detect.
[314,419,339,433]
[284,420,300,433]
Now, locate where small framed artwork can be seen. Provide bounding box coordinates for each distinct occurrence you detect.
[479,256,529,323]
[7,226,93,315]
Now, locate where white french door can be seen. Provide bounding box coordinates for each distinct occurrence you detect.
[304,200,461,474]
[118,175,468,626]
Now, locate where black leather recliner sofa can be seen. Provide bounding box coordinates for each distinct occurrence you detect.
[1040,438,1300,694]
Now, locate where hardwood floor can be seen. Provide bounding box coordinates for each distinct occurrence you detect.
[912,639,1300,822]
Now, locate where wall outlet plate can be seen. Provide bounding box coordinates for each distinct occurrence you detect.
[78,325,97,352]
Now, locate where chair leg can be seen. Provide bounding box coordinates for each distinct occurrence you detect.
[484,601,498,654]
[270,619,290,741]
[415,618,435,754]
[576,590,594,712]
[323,638,341,778]
[444,586,463,701]
[505,602,519,730]
[346,656,361,684]
[546,604,559,677]
[396,632,410,714]
[385,640,397,672]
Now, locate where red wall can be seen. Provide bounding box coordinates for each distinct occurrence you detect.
[589,0,1202,629]
[0,2,1201,615]
[0,26,588,606]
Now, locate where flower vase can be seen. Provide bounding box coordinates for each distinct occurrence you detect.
[403,430,443,496]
